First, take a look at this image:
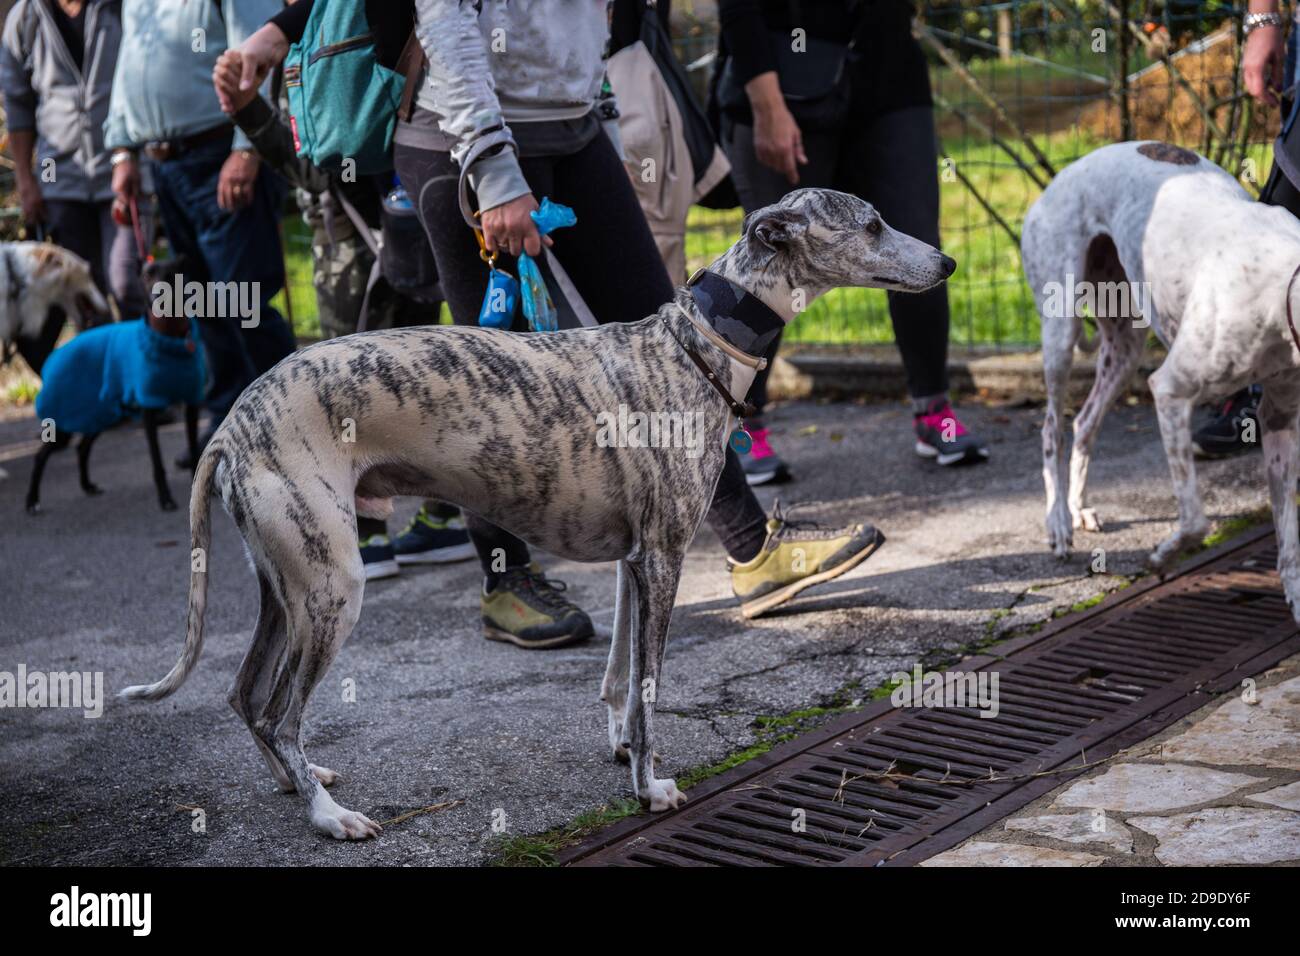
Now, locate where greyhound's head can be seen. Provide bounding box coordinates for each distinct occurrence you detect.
[22,243,111,329]
[710,188,956,321]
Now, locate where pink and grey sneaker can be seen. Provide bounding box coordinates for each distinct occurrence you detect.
[741,426,791,486]
[913,398,989,467]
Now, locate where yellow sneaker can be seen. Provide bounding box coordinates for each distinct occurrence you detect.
[481,564,594,649]
[730,501,885,618]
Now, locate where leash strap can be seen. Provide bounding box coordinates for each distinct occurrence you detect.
[129,196,148,263]
[660,315,756,419]
[1287,262,1300,356]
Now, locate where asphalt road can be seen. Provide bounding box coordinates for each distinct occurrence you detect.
[0,396,1265,865]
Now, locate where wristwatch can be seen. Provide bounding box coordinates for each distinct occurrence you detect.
[110,149,135,167]
[1244,11,1285,35]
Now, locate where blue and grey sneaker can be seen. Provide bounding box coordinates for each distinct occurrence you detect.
[914,398,990,467]
[359,534,400,581]
[392,505,476,564]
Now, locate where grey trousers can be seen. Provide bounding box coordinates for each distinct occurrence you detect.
[722,105,951,410]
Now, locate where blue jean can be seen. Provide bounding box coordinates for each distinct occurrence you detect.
[151,134,295,426]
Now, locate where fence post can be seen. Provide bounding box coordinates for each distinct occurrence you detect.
[1116,0,1132,140]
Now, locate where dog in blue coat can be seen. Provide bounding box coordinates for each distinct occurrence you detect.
[26,293,206,514]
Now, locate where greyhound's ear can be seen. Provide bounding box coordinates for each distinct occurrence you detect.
[744,207,807,267]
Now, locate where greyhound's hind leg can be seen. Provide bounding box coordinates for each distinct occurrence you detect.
[1259,375,1300,620]
[1067,235,1146,535]
[254,537,375,839]
[229,570,296,793]
[25,430,71,514]
[1068,320,1144,533]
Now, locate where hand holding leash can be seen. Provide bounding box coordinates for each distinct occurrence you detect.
[480,194,554,258]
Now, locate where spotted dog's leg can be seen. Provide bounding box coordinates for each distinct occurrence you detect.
[622,550,687,812]
[1147,359,1210,569]
[1068,317,1145,535]
[1259,375,1300,621]
[1041,314,1077,558]
[601,560,634,763]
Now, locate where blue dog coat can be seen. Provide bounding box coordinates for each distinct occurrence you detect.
[35,319,206,435]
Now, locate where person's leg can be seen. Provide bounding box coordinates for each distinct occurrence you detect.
[102,200,149,317]
[838,106,988,466]
[150,159,246,427]
[394,141,536,581]
[43,200,107,330]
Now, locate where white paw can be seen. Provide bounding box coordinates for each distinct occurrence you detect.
[1046,509,1073,559]
[640,778,687,812]
[311,796,382,840]
[312,807,382,841]
[1072,507,1102,532]
[311,764,341,787]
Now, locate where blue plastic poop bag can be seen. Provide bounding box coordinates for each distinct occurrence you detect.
[518,198,577,332]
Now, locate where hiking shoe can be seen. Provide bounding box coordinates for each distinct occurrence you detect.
[741,427,791,485]
[359,534,400,581]
[392,505,475,564]
[1193,386,1261,459]
[914,398,990,466]
[482,564,594,649]
[730,500,885,618]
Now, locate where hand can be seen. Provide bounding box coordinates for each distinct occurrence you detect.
[217,151,259,212]
[214,50,257,115]
[744,72,807,184]
[480,193,553,258]
[16,177,45,226]
[215,22,288,113]
[111,153,140,204]
[1244,24,1286,107]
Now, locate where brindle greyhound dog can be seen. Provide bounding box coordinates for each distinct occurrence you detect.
[121,188,956,841]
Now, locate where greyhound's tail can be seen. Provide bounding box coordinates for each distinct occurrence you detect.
[120,443,222,702]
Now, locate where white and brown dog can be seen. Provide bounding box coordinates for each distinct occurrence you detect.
[0,241,110,373]
[1026,141,1300,616]
[120,188,955,840]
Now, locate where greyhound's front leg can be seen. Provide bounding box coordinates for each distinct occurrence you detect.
[1147,368,1209,569]
[623,550,687,812]
[601,560,634,762]
[142,408,176,511]
[1260,379,1300,620]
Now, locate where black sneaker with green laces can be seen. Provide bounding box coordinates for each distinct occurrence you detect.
[392,504,475,565]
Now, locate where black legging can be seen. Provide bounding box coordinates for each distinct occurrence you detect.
[723,105,951,413]
[394,127,769,577]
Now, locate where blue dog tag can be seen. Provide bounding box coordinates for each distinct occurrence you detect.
[728,425,753,454]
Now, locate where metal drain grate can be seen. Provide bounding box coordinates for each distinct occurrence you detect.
[562,527,1300,867]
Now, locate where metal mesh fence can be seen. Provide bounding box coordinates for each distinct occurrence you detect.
[0,2,1283,351]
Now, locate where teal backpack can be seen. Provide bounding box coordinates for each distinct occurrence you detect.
[283,1,422,175]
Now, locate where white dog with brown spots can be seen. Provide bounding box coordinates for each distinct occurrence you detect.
[1025,140,1300,619]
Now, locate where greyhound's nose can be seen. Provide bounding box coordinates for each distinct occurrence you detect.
[938,254,957,278]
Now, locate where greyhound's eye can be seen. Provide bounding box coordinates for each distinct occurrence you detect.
[866,220,882,236]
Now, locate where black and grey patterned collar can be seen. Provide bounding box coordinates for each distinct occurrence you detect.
[687,269,785,359]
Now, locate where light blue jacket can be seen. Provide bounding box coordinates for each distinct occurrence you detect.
[103,0,280,153]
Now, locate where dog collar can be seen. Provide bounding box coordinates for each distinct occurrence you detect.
[687,269,785,359]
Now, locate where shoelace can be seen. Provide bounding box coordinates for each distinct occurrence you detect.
[504,568,574,612]
[770,499,834,540]
[917,402,969,437]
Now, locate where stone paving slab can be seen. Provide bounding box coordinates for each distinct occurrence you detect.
[928,655,1300,867]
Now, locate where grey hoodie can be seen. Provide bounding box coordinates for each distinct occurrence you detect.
[0,0,122,202]
[412,0,612,219]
